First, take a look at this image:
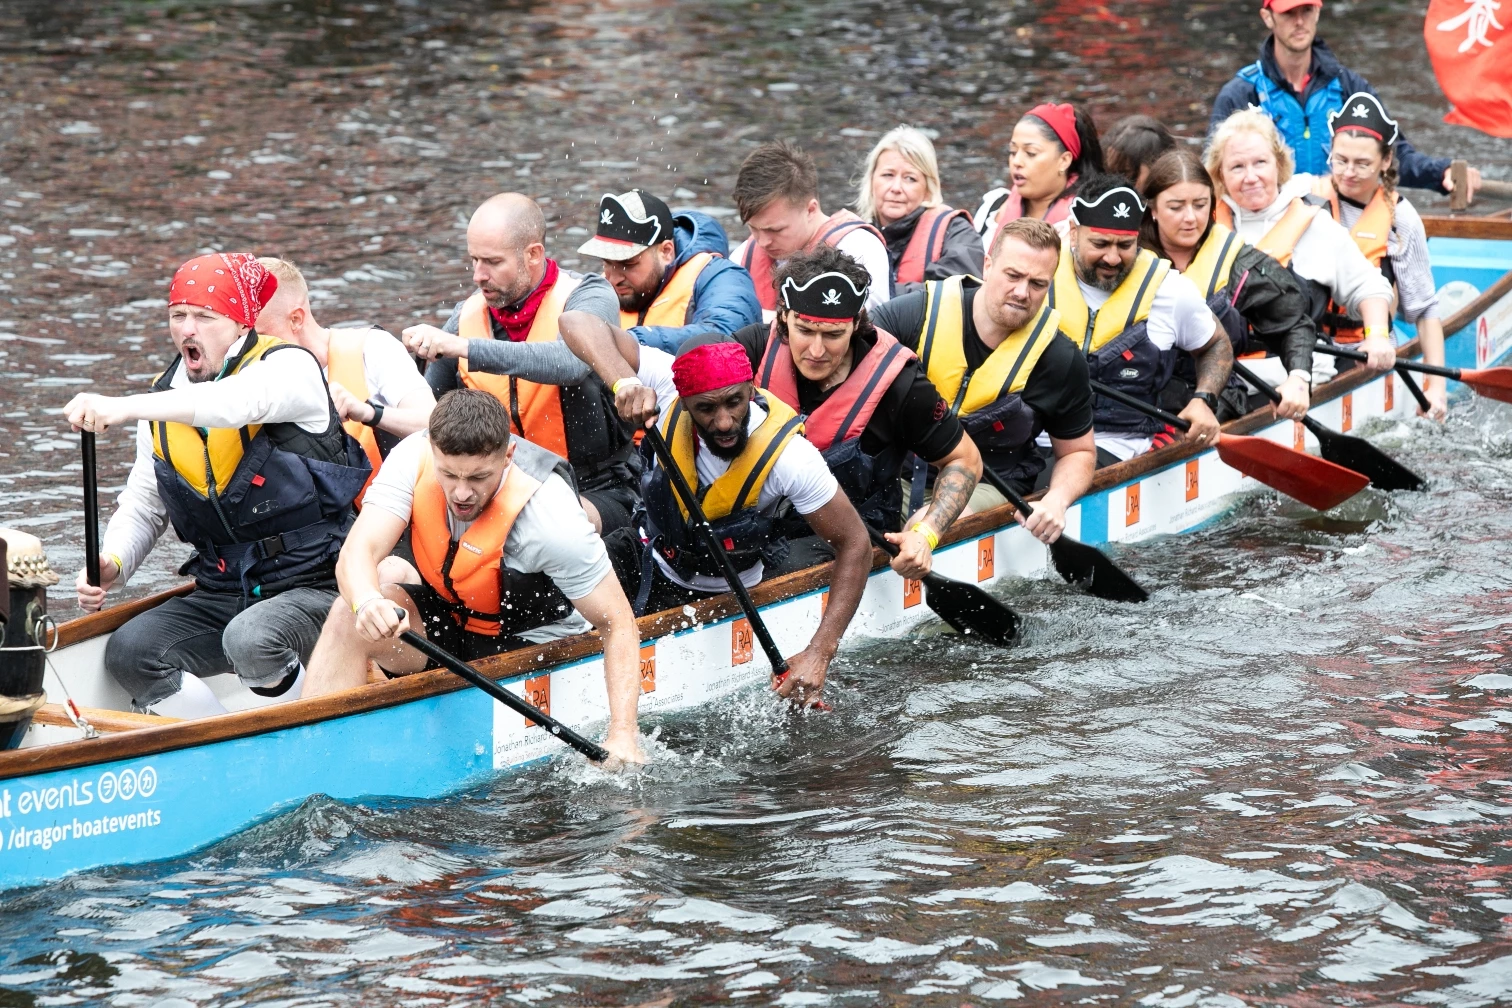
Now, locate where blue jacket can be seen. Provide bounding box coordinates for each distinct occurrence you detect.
[1209,38,1449,193]
[630,211,762,354]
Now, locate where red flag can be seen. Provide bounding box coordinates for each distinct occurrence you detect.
[1425,0,1512,138]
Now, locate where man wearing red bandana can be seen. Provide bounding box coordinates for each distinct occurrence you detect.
[561,313,873,708]
[62,253,370,719]
[400,192,638,536]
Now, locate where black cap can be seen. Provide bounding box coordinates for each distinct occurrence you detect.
[577,190,675,261]
[1070,186,1145,234]
[1328,91,1400,147]
[779,271,869,321]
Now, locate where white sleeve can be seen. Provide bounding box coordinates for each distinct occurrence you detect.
[504,476,612,601]
[763,435,839,515]
[1304,214,1394,317]
[834,229,895,308]
[100,420,171,584]
[636,345,681,416]
[1159,271,1220,352]
[359,431,426,521]
[730,237,750,266]
[360,330,432,408]
[188,346,330,432]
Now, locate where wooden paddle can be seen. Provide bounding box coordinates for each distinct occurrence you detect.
[80,431,101,589]
[1315,341,1512,405]
[1231,360,1425,492]
[864,523,1021,646]
[398,626,609,762]
[1088,379,1370,511]
[976,467,1148,603]
[642,426,789,677]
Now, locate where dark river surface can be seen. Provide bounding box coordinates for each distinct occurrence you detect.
[3,0,1512,1003]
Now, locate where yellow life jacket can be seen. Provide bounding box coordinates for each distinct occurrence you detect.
[917,275,1062,416]
[1215,198,1317,268]
[659,392,804,522]
[621,252,716,329]
[1050,245,1168,353]
[1181,223,1245,299]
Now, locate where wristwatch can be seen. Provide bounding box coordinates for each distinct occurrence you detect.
[1190,391,1218,412]
[363,400,385,428]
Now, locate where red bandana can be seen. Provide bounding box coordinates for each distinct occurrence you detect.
[488,258,561,342]
[1026,103,1082,159]
[169,253,277,329]
[672,341,753,399]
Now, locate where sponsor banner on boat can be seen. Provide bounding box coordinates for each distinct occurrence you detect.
[1475,287,1512,369]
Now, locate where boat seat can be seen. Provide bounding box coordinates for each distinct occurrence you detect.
[30,703,179,734]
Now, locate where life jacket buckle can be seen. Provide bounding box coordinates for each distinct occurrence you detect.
[258,533,286,558]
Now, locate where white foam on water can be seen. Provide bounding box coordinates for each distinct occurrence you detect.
[911,883,1056,906]
[650,897,782,932]
[200,950,285,981]
[326,843,466,883]
[1027,929,1141,947]
[1411,954,1512,1005]
[1465,674,1512,689]
[770,923,942,963]
[989,960,1116,990]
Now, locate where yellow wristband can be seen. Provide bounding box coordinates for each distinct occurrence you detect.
[103,552,123,573]
[910,522,940,550]
[612,377,644,396]
[352,593,386,615]
[1363,326,1391,340]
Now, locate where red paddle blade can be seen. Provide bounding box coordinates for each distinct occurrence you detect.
[1460,367,1512,405]
[1215,434,1370,511]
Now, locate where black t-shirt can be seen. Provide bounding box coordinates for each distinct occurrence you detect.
[869,285,1094,441]
[729,323,963,462]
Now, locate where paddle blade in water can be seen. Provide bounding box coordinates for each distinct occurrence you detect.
[1048,536,1149,603]
[922,575,1021,646]
[1311,425,1425,492]
[1461,367,1512,405]
[1215,433,1370,511]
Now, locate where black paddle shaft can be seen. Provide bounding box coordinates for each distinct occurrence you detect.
[398,628,609,762]
[863,523,1021,646]
[642,426,789,676]
[80,431,101,588]
[1315,341,1463,381]
[1088,380,1191,430]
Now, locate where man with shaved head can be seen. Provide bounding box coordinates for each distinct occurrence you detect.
[403,192,637,534]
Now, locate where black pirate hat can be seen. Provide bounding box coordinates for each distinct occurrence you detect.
[779,270,869,321]
[1327,91,1400,147]
[577,190,675,261]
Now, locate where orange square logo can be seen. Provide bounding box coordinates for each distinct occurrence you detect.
[977,537,995,582]
[819,590,829,615]
[639,643,656,694]
[1341,393,1353,432]
[1384,374,1394,412]
[903,577,922,609]
[1125,483,1141,526]
[1293,420,1306,452]
[523,675,550,728]
[1185,458,1200,502]
[731,619,753,665]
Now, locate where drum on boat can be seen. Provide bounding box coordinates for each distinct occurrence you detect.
[0,530,59,751]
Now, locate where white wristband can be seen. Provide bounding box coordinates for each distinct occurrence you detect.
[612,376,645,396]
[352,593,388,616]
[1288,369,1313,386]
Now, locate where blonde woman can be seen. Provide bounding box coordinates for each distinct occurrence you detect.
[857,127,982,295]
[1205,107,1395,386]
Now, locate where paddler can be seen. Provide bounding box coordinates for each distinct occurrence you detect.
[1140,147,1317,421]
[1049,174,1234,465]
[720,244,984,579]
[301,390,644,764]
[64,254,370,718]
[561,319,873,706]
[1313,93,1448,419]
[730,140,892,319]
[856,127,983,296]
[971,102,1104,252]
[870,218,1096,543]
[1208,0,1481,200]
[1205,109,1395,386]
[254,258,436,482]
[401,192,639,535]
[575,189,761,353]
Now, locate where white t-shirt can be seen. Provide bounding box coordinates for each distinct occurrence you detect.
[637,346,838,591]
[362,432,611,642]
[1076,270,1218,463]
[327,327,432,409]
[732,224,893,319]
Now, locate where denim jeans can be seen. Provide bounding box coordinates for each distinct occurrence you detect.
[103,586,337,709]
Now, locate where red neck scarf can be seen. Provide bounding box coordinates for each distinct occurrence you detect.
[488,259,560,342]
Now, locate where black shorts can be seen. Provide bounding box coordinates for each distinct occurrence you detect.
[389,582,535,667]
[580,484,637,536]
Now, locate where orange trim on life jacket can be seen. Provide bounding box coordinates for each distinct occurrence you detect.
[894,205,972,287]
[326,329,382,502]
[411,450,543,636]
[756,323,915,451]
[456,275,581,458]
[1323,188,1396,343]
[985,188,1074,259]
[1215,197,1317,268]
[621,251,716,329]
[739,209,884,312]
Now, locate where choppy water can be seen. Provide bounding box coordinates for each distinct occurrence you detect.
[3,0,1512,1002]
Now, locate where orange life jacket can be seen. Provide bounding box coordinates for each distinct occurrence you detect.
[455,275,581,458]
[1321,188,1396,342]
[737,210,884,312]
[1214,197,1317,268]
[325,329,381,504]
[621,251,717,329]
[755,323,914,452]
[409,449,570,636]
[894,205,973,287]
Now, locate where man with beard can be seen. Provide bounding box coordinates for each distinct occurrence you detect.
[64,254,369,717]
[1048,173,1231,466]
[576,189,760,353]
[401,192,638,535]
[561,317,872,708]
